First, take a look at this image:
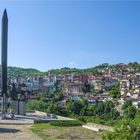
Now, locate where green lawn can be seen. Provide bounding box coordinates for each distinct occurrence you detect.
[31,123,102,140]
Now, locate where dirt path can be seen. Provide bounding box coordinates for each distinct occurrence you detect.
[0,124,42,140]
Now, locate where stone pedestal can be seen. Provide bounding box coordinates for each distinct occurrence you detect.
[12,100,26,115]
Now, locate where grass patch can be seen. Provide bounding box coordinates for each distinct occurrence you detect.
[31,123,102,140]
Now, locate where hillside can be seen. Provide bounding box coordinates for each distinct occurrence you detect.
[0,62,139,77]
[2,66,42,77]
[0,66,99,77]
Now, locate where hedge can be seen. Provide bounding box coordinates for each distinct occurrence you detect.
[49,120,83,127]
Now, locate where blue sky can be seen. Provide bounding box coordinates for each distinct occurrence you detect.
[0,1,140,71]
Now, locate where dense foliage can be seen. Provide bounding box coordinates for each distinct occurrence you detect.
[102,117,140,140]
[26,91,140,140]
[102,100,139,140]
[26,99,48,112]
[26,97,120,125]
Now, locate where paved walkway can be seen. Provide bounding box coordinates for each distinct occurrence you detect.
[0,124,42,140]
[0,118,34,125]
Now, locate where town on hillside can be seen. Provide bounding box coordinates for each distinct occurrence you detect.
[3,62,140,109]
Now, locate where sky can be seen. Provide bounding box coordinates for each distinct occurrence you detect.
[0,0,140,71]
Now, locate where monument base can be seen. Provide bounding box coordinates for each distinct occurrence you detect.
[12,100,26,115]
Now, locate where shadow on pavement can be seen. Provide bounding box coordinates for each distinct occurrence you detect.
[0,128,21,133]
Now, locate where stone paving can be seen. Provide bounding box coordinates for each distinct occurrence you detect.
[0,118,34,125]
[0,111,76,140]
[0,124,42,140]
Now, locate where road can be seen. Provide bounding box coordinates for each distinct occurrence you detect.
[0,124,42,140]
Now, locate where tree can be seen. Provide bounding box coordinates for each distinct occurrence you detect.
[46,103,58,114]
[87,105,95,116]
[123,106,136,119]
[109,87,121,98]
[122,100,132,110]
[57,93,64,101]
[102,118,140,140]
[104,101,115,113]
[95,102,104,116]
[72,101,84,115]
[82,84,91,93]
[66,100,84,115]
[11,83,17,100]
[26,99,47,111]
[80,105,88,116]
[110,109,120,120]
[66,100,73,114]
[45,102,68,116]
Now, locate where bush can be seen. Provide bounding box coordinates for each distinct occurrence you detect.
[49,120,83,127]
[77,116,87,123]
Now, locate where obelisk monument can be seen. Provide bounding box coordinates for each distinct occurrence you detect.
[1,9,8,118]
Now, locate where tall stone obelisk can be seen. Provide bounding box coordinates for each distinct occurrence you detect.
[1,9,8,118]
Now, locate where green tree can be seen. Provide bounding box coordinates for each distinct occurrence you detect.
[104,101,115,113]
[46,103,68,116]
[46,103,58,114]
[102,118,140,140]
[26,99,47,111]
[82,84,91,93]
[95,102,104,116]
[59,93,64,100]
[72,101,84,115]
[122,100,132,110]
[110,109,120,120]
[66,100,84,115]
[109,87,121,98]
[123,106,136,119]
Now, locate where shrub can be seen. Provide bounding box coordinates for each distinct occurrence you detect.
[49,120,83,127]
[77,116,87,123]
